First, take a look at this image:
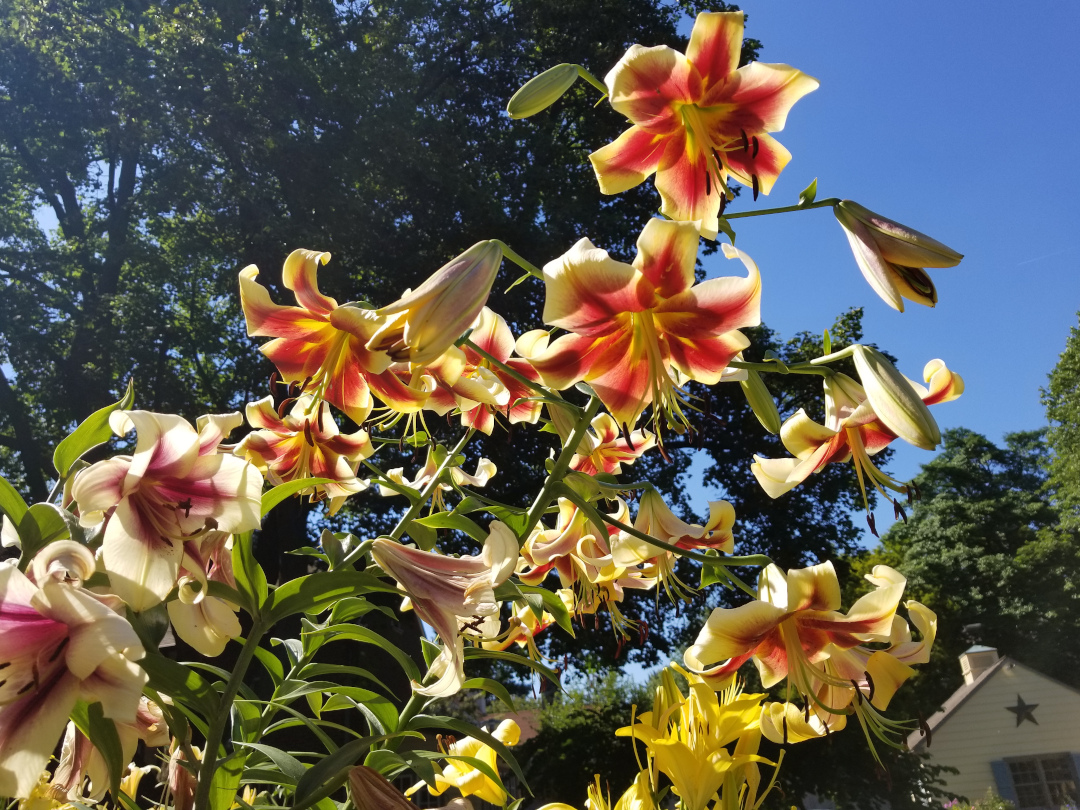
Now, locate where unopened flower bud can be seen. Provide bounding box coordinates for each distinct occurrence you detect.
[369,241,503,365]
[506,64,579,119]
[739,369,782,434]
[835,200,962,312]
[851,346,940,450]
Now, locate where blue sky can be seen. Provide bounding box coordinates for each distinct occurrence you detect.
[686,1,1080,539]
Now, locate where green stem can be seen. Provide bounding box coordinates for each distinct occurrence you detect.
[193,620,268,810]
[492,240,543,279]
[388,429,475,541]
[555,485,767,598]
[575,65,609,97]
[519,395,602,540]
[723,197,840,220]
[729,359,835,378]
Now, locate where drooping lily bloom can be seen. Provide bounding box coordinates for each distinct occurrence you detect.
[235,394,373,514]
[590,11,818,238]
[684,562,907,700]
[519,219,761,429]
[426,307,543,434]
[71,410,263,611]
[618,668,767,810]
[51,696,168,801]
[834,200,963,312]
[370,523,518,697]
[536,771,657,810]
[166,531,242,657]
[239,249,433,422]
[611,489,735,592]
[406,719,520,806]
[751,361,963,512]
[378,448,497,512]
[569,413,655,476]
[0,543,147,799]
[367,241,503,366]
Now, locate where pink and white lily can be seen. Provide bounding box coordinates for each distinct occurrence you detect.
[519,218,761,430]
[590,11,818,238]
[0,543,147,799]
[370,522,518,697]
[569,413,655,476]
[235,394,373,514]
[167,531,242,657]
[70,410,262,611]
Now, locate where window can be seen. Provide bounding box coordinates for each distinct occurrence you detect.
[1008,754,1080,809]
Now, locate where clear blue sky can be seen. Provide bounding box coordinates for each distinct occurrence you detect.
[686,1,1080,540]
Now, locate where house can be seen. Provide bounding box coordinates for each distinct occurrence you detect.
[908,647,1080,808]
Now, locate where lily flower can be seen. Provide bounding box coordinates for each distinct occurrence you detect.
[519,219,761,430]
[239,249,432,422]
[684,562,906,702]
[367,241,503,366]
[370,522,518,696]
[406,719,520,806]
[0,543,147,799]
[426,307,543,434]
[350,766,473,810]
[70,410,262,611]
[752,360,963,514]
[618,669,767,810]
[537,771,656,810]
[834,200,963,312]
[590,11,818,238]
[569,413,655,476]
[234,394,373,514]
[378,448,497,512]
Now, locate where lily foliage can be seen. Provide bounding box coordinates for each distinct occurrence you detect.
[0,9,962,810]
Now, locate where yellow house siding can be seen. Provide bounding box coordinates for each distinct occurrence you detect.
[924,661,1080,801]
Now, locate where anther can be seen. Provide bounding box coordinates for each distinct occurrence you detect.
[849,679,862,703]
[277,397,296,418]
[895,502,907,523]
[918,713,932,747]
[317,406,325,432]
[804,701,811,722]
[288,380,302,398]
[741,129,749,152]
[782,715,789,744]
[177,498,193,518]
[48,636,70,663]
[864,670,876,703]
[752,136,759,159]
[300,375,313,392]
[658,442,671,464]
[705,169,712,197]
[621,422,636,452]
[268,370,282,394]
[303,421,315,447]
[718,192,728,216]
[752,174,760,201]
[866,512,878,537]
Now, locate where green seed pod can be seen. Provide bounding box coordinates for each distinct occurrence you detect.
[507,63,579,119]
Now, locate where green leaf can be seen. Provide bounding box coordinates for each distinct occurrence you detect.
[268,569,397,622]
[412,511,486,541]
[70,701,124,799]
[126,603,170,650]
[138,652,219,723]
[484,505,529,537]
[462,677,516,711]
[515,583,574,637]
[292,733,419,810]
[261,478,333,516]
[0,475,29,525]
[208,751,247,810]
[312,625,422,683]
[463,647,562,689]
[798,177,818,206]
[254,646,285,686]
[17,503,82,568]
[405,518,438,550]
[53,379,135,478]
[232,530,268,613]
[234,742,307,784]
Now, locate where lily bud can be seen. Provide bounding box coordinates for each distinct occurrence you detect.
[834,200,962,312]
[369,241,503,366]
[349,767,416,810]
[851,346,940,450]
[739,369,782,434]
[507,63,579,118]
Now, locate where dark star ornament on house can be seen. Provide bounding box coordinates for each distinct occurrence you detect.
[1005,694,1039,726]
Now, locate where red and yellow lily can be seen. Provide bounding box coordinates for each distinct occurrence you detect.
[751,360,963,512]
[519,218,761,430]
[590,11,818,238]
[235,394,374,514]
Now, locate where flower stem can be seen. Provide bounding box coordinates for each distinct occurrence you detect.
[729,359,835,378]
[519,395,602,541]
[192,619,268,810]
[722,197,841,220]
[574,65,609,97]
[492,240,543,279]
[388,428,475,541]
[459,337,551,397]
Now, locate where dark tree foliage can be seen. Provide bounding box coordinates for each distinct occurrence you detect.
[1042,311,1080,532]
